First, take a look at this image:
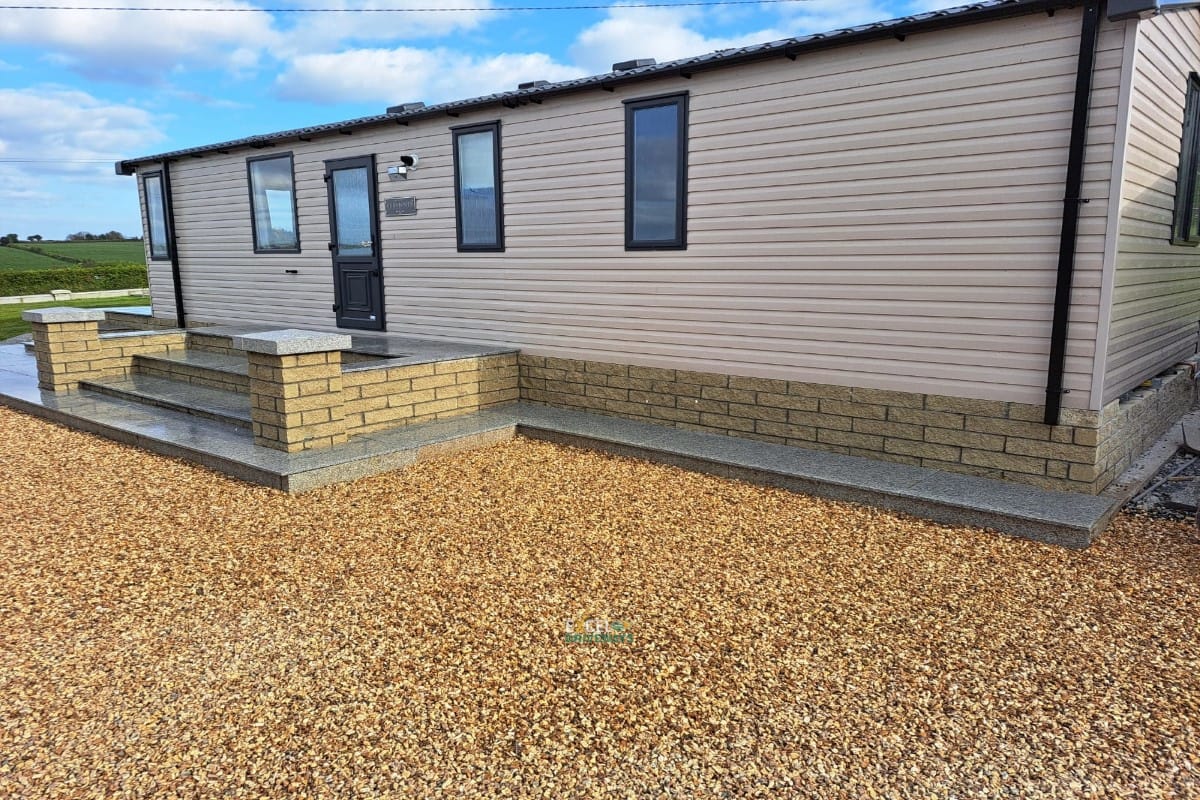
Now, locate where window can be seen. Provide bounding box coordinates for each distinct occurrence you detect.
[142,171,170,261]
[1173,73,1200,246]
[453,122,504,251]
[625,93,688,250]
[247,153,300,252]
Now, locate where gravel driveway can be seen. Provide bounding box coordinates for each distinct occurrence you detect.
[0,406,1196,798]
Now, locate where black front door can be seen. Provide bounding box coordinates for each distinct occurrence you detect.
[325,155,384,330]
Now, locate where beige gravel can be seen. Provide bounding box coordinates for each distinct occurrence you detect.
[0,405,1197,798]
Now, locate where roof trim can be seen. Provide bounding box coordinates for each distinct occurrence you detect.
[1108,0,1200,18]
[116,0,1081,174]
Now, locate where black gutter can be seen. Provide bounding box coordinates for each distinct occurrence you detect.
[1044,0,1100,426]
[161,162,186,328]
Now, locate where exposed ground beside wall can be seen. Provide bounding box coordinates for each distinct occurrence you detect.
[1,407,1197,798]
[519,355,1196,495]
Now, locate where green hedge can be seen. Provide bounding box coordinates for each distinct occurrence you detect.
[0,263,148,296]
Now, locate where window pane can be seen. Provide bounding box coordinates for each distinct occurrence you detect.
[457,129,498,247]
[631,103,680,243]
[144,174,169,260]
[1174,75,1200,244]
[332,166,373,256]
[1190,147,1200,240]
[249,156,298,251]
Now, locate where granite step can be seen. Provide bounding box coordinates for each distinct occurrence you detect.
[80,374,253,429]
[134,350,250,393]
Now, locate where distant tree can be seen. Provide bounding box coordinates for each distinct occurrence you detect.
[66,232,94,241]
[27,234,42,242]
[101,230,125,241]
[1,234,17,245]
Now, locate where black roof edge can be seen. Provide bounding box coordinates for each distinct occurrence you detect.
[1108,0,1157,18]
[1110,0,1200,17]
[116,0,1084,173]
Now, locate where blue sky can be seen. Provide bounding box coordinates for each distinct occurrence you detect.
[0,0,941,239]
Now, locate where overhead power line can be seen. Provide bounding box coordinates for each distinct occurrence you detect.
[0,158,118,163]
[0,0,809,10]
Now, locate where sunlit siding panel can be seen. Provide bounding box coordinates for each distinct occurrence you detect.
[1106,9,1200,403]
[150,7,1122,408]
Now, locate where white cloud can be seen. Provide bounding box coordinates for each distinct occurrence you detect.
[0,0,500,86]
[275,47,585,105]
[0,1,278,84]
[0,87,162,238]
[269,0,499,59]
[0,86,165,169]
[776,0,924,37]
[568,6,788,76]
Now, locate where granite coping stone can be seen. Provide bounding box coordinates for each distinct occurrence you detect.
[232,329,352,356]
[103,306,153,317]
[0,343,1118,547]
[21,307,109,324]
[180,325,517,368]
[100,328,186,340]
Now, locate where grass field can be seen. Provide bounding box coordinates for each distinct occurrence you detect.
[0,241,146,271]
[0,248,63,271]
[0,296,149,340]
[27,240,145,264]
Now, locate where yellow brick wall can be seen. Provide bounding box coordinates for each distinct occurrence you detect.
[341,354,518,436]
[519,355,1196,495]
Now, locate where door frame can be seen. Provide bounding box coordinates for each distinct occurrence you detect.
[324,154,385,331]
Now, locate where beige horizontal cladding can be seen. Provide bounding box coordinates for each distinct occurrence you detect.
[340,353,519,436]
[29,320,186,391]
[519,355,1197,495]
[145,7,1126,411]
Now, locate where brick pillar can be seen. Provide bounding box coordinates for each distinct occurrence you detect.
[233,329,352,453]
[22,307,108,391]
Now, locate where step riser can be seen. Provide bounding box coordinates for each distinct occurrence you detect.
[187,332,241,356]
[80,381,252,430]
[134,354,249,394]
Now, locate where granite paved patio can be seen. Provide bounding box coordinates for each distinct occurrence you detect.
[0,339,1117,547]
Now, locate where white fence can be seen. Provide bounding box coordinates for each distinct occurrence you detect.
[0,288,150,306]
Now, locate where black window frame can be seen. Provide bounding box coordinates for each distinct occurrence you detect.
[452,120,505,252]
[624,92,689,251]
[142,170,171,262]
[1173,73,1200,246]
[246,151,301,254]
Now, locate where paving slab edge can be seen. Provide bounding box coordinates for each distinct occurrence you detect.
[515,426,1110,550]
[0,385,1116,547]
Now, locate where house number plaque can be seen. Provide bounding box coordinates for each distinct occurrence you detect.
[385,197,418,216]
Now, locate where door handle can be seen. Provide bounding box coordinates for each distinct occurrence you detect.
[332,304,341,312]
[371,270,380,277]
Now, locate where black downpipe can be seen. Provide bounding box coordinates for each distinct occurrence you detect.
[161,161,186,328]
[1044,1,1101,426]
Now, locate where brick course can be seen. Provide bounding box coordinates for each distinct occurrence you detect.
[341,354,518,436]
[30,321,185,392]
[518,355,1197,495]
